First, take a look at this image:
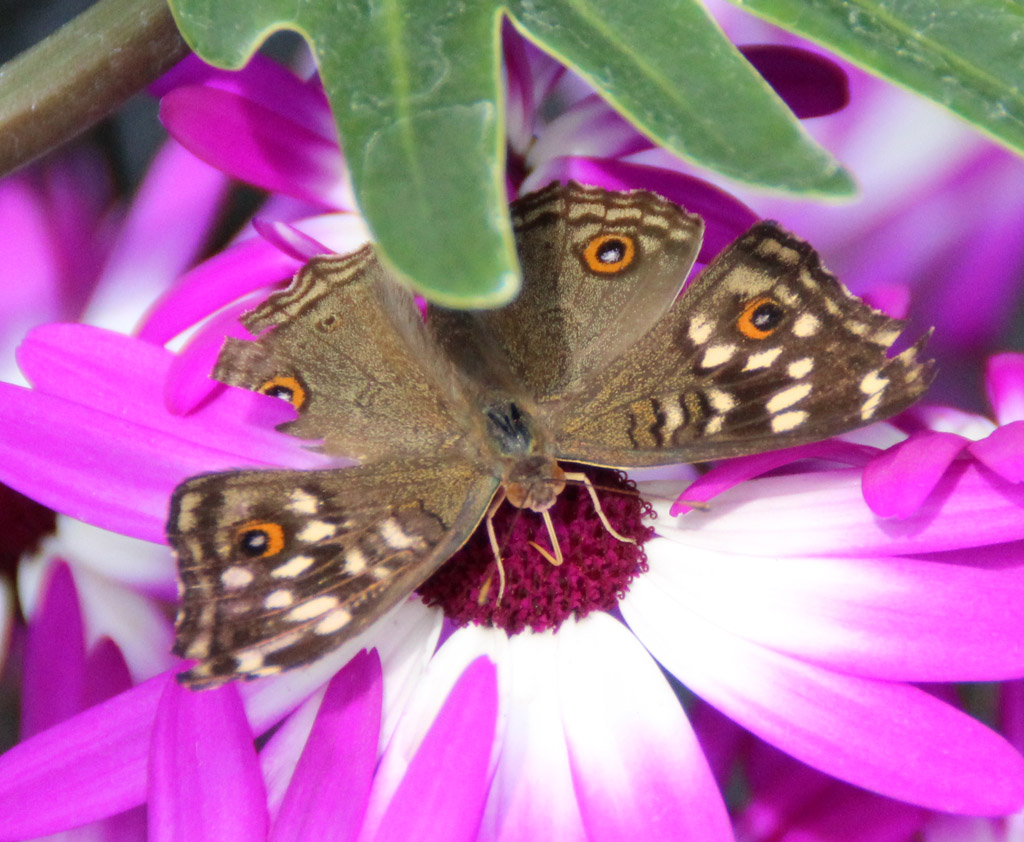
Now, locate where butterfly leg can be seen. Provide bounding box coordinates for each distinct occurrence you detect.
[563,471,637,545]
[481,488,508,605]
[528,510,564,567]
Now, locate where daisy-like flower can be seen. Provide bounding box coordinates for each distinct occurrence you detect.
[3,24,1024,842]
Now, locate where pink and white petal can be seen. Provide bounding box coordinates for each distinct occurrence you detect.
[160,86,350,208]
[361,624,507,842]
[770,786,927,842]
[556,613,733,842]
[969,421,1024,483]
[909,404,996,440]
[22,517,174,596]
[657,463,1024,558]
[861,432,968,518]
[641,537,1024,681]
[988,354,1024,425]
[0,673,171,841]
[664,441,875,516]
[261,688,326,821]
[270,651,382,842]
[20,556,175,681]
[623,580,1024,814]
[21,564,87,738]
[477,630,588,842]
[18,324,331,469]
[923,815,1003,842]
[526,95,652,167]
[368,657,498,842]
[253,218,335,262]
[242,599,442,737]
[84,638,135,708]
[0,383,272,543]
[149,681,268,842]
[82,141,230,332]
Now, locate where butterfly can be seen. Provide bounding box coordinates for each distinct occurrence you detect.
[168,181,933,688]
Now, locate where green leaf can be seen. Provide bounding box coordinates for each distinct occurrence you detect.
[168,0,852,306]
[726,0,1024,158]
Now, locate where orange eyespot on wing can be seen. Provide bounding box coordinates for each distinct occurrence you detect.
[583,234,636,274]
[258,375,306,409]
[234,521,286,558]
[738,297,786,339]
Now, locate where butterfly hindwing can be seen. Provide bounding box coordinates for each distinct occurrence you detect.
[216,247,474,461]
[169,457,500,688]
[549,221,934,467]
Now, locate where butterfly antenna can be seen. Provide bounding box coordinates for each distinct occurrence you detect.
[556,475,710,511]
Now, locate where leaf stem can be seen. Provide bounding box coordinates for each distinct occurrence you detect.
[0,0,190,178]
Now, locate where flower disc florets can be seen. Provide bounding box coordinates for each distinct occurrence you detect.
[419,467,654,634]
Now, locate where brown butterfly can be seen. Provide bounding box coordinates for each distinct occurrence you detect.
[168,182,933,688]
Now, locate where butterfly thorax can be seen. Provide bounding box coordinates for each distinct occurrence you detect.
[482,399,564,512]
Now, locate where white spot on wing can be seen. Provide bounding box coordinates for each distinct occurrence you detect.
[860,370,889,395]
[771,410,808,432]
[287,595,340,622]
[379,518,424,550]
[706,388,736,413]
[315,607,353,635]
[701,344,736,368]
[743,347,783,371]
[297,520,336,543]
[235,649,265,672]
[689,316,713,345]
[767,382,812,413]
[272,555,315,578]
[662,400,686,435]
[787,358,814,379]
[221,566,253,589]
[705,416,724,434]
[288,489,319,515]
[345,548,368,575]
[861,392,884,420]
[264,589,294,609]
[792,314,820,337]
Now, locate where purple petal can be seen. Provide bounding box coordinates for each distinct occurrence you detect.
[528,94,653,164]
[0,673,170,841]
[1002,681,1024,755]
[623,587,1024,814]
[987,354,1024,424]
[0,381,264,542]
[970,421,1024,482]
[372,657,498,842]
[740,45,849,119]
[18,323,329,468]
[861,432,967,517]
[523,157,758,262]
[557,614,733,842]
[668,440,876,516]
[161,86,348,208]
[271,650,382,842]
[137,237,299,344]
[22,563,86,738]
[152,54,336,143]
[643,537,1024,681]
[162,301,260,415]
[84,638,135,708]
[253,218,336,262]
[149,680,268,842]
[83,141,230,330]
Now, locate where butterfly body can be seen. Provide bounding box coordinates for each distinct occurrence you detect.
[168,182,933,688]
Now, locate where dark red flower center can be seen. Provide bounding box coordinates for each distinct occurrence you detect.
[418,467,654,634]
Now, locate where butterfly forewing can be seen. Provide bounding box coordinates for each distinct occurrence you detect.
[215,246,476,462]
[548,220,934,467]
[169,457,499,688]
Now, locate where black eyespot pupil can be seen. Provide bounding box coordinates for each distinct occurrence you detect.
[239,529,269,556]
[752,302,784,330]
[597,241,625,263]
[265,385,294,402]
